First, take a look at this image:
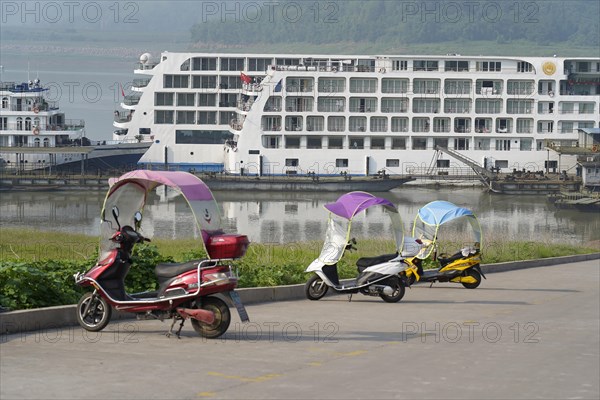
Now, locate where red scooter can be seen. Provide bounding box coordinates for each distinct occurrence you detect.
[74,170,250,339]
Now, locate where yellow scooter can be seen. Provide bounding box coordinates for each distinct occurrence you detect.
[403,201,486,289]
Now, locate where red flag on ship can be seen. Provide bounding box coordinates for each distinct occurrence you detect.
[240,73,252,84]
[120,84,125,97]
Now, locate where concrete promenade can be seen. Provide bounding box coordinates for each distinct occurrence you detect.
[1,260,599,399]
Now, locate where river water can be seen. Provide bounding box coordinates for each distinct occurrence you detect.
[1,188,598,248]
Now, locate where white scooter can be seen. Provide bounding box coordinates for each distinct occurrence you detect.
[304,192,417,303]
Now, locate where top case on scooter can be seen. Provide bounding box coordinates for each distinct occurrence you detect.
[206,234,249,259]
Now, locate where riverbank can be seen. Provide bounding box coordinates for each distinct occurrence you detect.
[1,253,599,335]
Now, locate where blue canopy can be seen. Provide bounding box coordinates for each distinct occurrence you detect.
[417,200,475,226]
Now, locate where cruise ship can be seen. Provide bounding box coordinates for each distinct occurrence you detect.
[0,79,150,173]
[118,53,600,177]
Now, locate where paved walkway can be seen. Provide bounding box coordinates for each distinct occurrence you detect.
[1,260,599,399]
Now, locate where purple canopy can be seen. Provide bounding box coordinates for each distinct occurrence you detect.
[324,191,397,220]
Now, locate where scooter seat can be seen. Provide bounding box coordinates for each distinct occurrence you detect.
[356,253,398,272]
[155,260,202,279]
[438,251,466,267]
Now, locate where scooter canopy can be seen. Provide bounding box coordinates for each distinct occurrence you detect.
[99,170,224,260]
[411,200,482,259]
[315,192,404,265]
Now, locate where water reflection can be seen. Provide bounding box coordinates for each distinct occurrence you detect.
[0,188,598,246]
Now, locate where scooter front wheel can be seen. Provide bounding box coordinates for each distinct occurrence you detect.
[305,274,329,300]
[76,292,112,332]
[191,297,231,339]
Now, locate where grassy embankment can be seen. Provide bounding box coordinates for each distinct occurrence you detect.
[1,227,597,310]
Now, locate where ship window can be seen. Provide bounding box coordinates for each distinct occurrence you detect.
[219,76,242,90]
[507,80,534,95]
[180,59,190,71]
[306,116,324,131]
[444,80,471,95]
[413,99,440,114]
[1,97,7,108]
[155,92,174,106]
[175,130,233,144]
[138,128,149,135]
[413,79,440,94]
[370,117,387,132]
[327,116,345,132]
[193,76,217,89]
[155,110,174,124]
[307,137,322,149]
[517,62,534,73]
[454,138,470,150]
[264,96,282,112]
[476,61,501,72]
[219,93,237,107]
[285,137,300,149]
[198,94,216,107]
[433,118,451,133]
[276,58,300,66]
[220,58,244,71]
[475,99,502,114]
[392,138,406,150]
[392,60,407,71]
[336,159,348,168]
[176,111,195,124]
[413,60,438,71]
[433,138,448,148]
[371,138,385,149]
[177,93,195,107]
[349,138,364,149]
[318,78,345,93]
[164,75,189,88]
[445,61,469,72]
[328,137,343,149]
[349,116,367,132]
[391,117,408,133]
[520,139,532,151]
[192,57,216,71]
[381,98,408,113]
[412,138,427,150]
[349,78,377,93]
[349,97,377,113]
[436,159,450,168]
[386,159,400,167]
[248,58,273,71]
[262,136,280,149]
[262,116,281,131]
[198,111,217,125]
[496,160,509,169]
[381,79,408,94]
[318,97,345,112]
[285,158,299,167]
[219,111,236,125]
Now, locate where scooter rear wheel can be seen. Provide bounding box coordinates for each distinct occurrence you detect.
[379,277,406,303]
[191,297,231,339]
[305,274,329,300]
[461,269,482,289]
[76,292,112,332]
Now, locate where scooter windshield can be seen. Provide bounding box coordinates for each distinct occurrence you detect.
[412,200,482,259]
[98,170,225,261]
[317,216,350,265]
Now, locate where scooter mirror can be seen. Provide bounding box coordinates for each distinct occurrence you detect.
[134,211,142,228]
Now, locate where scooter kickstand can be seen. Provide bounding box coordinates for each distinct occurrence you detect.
[348,293,353,302]
[166,316,185,339]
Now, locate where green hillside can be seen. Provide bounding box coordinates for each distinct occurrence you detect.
[189,0,599,55]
